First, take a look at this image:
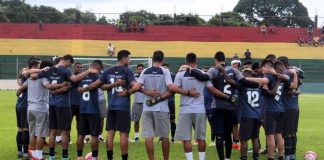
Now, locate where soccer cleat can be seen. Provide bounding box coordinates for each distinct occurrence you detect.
[17,152,23,158]
[128,138,135,143]
[171,138,175,144]
[99,135,106,142]
[135,137,140,143]
[61,158,70,160]
[247,148,253,153]
[157,137,163,142]
[208,141,216,147]
[48,156,56,160]
[232,143,240,150]
[259,148,267,155]
[84,136,90,143]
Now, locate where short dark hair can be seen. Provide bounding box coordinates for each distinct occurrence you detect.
[274,61,285,69]
[137,63,144,68]
[53,56,62,65]
[92,60,103,68]
[152,50,164,62]
[74,62,82,66]
[186,52,197,64]
[117,50,131,61]
[203,66,209,70]
[28,56,40,65]
[277,56,289,68]
[242,69,253,77]
[252,62,260,70]
[265,54,276,62]
[260,59,274,68]
[62,54,74,64]
[162,63,169,68]
[29,60,40,69]
[40,60,54,69]
[214,51,226,62]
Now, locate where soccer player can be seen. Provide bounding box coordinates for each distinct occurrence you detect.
[245,60,297,160]
[17,60,57,160]
[131,64,145,142]
[174,53,232,160]
[82,50,136,160]
[70,62,83,142]
[26,54,97,160]
[97,63,107,142]
[161,63,177,143]
[276,57,300,160]
[76,60,103,160]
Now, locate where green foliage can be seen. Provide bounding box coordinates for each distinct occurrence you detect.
[120,10,157,25]
[208,11,251,26]
[174,13,206,26]
[233,0,314,27]
[98,15,108,24]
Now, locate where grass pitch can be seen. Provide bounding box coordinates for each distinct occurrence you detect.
[0,91,323,159]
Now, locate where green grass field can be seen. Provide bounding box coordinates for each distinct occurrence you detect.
[0,91,323,159]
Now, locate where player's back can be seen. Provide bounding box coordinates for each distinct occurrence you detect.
[26,78,50,112]
[263,74,284,112]
[139,66,172,112]
[79,73,100,114]
[238,84,262,119]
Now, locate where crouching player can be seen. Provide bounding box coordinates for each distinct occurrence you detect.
[76,60,103,160]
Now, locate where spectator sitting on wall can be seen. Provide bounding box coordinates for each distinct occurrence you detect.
[232,53,239,60]
[297,37,306,47]
[307,25,314,37]
[38,21,44,31]
[260,24,267,36]
[244,49,252,60]
[139,21,145,32]
[313,36,320,47]
[270,24,276,34]
[106,43,116,57]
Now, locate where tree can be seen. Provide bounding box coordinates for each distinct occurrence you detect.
[32,5,64,23]
[98,15,108,24]
[154,14,174,25]
[174,13,206,26]
[119,10,157,24]
[233,0,313,27]
[81,11,97,23]
[0,0,35,23]
[208,11,251,26]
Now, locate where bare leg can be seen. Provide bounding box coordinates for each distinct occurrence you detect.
[76,135,85,152]
[197,140,206,152]
[91,136,99,151]
[120,132,129,154]
[275,133,284,157]
[145,137,154,160]
[161,138,170,160]
[36,136,44,150]
[30,136,37,150]
[61,130,70,149]
[107,130,115,151]
[240,140,248,157]
[266,135,275,158]
[183,140,192,153]
[48,129,56,148]
[134,122,139,133]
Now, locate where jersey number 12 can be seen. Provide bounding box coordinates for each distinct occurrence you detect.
[247,91,259,107]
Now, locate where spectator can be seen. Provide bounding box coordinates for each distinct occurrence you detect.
[313,36,320,47]
[231,59,241,70]
[139,21,145,32]
[297,37,306,47]
[270,24,276,34]
[244,49,252,60]
[307,25,314,37]
[106,43,116,57]
[38,21,44,31]
[232,53,239,60]
[260,24,267,36]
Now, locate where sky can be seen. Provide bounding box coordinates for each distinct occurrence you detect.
[25,0,324,26]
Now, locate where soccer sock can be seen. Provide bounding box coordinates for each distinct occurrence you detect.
[16,131,23,153]
[121,153,128,160]
[171,122,176,139]
[107,150,113,160]
[36,150,43,159]
[62,149,68,158]
[268,158,274,160]
[240,156,247,160]
[211,132,215,142]
[198,152,205,160]
[185,152,193,160]
[77,150,83,157]
[135,132,139,139]
[92,150,98,158]
[224,133,233,158]
[284,136,292,156]
[49,147,55,156]
[215,135,225,160]
[278,156,284,160]
[22,131,29,154]
[291,135,297,155]
[253,153,259,160]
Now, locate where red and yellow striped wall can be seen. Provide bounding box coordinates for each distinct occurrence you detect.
[0,24,323,59]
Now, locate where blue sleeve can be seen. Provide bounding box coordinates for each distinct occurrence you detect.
[38,70,47,78]
[65,68,73,80]
[126,68,135,84]
[100,70,108,83]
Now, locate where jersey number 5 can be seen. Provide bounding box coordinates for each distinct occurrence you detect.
[247,91,259,107]
[275,86,283,101]
[82,84,90,101]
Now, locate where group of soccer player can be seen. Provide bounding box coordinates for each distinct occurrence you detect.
[14,49,302,160]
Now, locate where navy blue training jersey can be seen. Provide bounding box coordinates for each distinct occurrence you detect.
[168,72,176,102]
[263,74,286,112]
[282,71,299,110]
[38,66,72,107]
[203,87,213,110]
[207,67,243,110]
[70,75,80,106]
[237,83,262,119]
[100,65,135,111]
[16,75,28,109]
[79,73,100,114]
